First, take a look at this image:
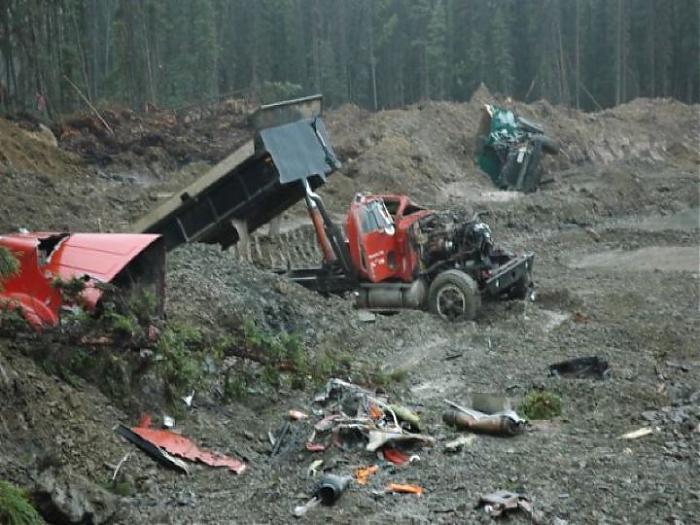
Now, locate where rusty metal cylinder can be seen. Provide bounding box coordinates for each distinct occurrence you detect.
[442,410,523,436]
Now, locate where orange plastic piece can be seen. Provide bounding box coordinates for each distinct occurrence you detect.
[368,403,384,420]
[354,465,379,485]
[386,483,424,495]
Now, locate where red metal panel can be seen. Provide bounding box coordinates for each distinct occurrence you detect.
[47,233,162,282]
[0,235,61,327]
[0,232,163,328]
[131,421,246,474]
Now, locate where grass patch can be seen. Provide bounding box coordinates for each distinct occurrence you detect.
[0,480,43,525]
[519,390,562,420]
[100,478,133,498]
[0,247,19,287]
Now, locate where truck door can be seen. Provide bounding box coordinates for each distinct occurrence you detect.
[358,200,397,283]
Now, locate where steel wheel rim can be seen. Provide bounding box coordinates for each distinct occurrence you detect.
[436,285,466,320]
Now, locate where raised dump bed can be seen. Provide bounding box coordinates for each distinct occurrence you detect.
[132,95,339,251]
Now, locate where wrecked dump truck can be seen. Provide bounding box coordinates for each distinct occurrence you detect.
[475,104,559,193]
[0,232,164,328]
[133,95,533,321]
[287,190,533,321]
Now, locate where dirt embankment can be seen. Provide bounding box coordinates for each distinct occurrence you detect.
[0,101,253,233]
[322,86,699,211]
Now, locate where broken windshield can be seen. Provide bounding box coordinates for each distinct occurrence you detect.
[360,200,395,235]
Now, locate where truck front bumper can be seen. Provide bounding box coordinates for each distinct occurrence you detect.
[483,252,534,297]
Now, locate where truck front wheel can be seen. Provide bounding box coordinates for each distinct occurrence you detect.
[428,270,481,321]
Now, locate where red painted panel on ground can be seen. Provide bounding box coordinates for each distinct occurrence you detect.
[132,419,246,474]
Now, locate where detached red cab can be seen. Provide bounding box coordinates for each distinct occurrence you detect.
[0,232,165,328]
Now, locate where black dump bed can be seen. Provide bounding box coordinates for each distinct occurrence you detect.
[132,95,339,250]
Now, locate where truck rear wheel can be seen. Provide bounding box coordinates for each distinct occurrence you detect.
[428,270,481,321]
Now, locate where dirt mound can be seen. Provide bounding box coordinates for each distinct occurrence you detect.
[322,88,699,211]
[513,96,700,168]
[0,118,84,176]
[56,100,252,175]
[325,100,486,209]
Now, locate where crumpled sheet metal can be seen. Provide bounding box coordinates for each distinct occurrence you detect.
[366,430,435,452]
[119,419,246,474]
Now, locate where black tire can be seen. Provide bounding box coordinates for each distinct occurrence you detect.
[537,135,559,155]
[498,149,520,189]
[508,271,533,300]
[428,269,481,321]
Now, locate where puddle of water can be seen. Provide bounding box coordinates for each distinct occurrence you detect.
[571,246,699,272]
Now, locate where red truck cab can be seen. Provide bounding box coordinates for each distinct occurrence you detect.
[345,194,431,283]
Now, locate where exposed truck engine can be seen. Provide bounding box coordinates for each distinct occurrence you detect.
[291,191,533,321]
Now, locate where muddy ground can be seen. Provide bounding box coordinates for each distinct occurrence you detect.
[0,91,699,524]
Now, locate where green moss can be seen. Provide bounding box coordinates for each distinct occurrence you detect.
[100,478,133,498]
[156,325,205,397]
[0,480,43,525]
[519,390,562,420]
[0,247,19,286]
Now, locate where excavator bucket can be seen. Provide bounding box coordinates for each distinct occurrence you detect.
[133,94,340,251]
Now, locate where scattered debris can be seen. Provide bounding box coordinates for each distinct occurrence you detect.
[305,442,327,453]
[288,409,309,421]
[111,452,132,482]
[293,497,321,518]
[115,419,246,474]
[385,404,421,431]
[271,421,291,456]
[385,483,424,496]
[182,390,195,407]
[381,447,410,465]
[549,356,609,379]
[620,427,655,440]
[115,425,189,474]
[444,434,476,453]
[312,378,435,454]
[293,472,352,516]
[354,465,379,485]
[366,430,435,452]
[476,490,539,522]
[308,459,324,477]
[316,474,353,504]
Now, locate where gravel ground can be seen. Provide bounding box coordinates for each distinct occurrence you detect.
[0,96,698,524]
